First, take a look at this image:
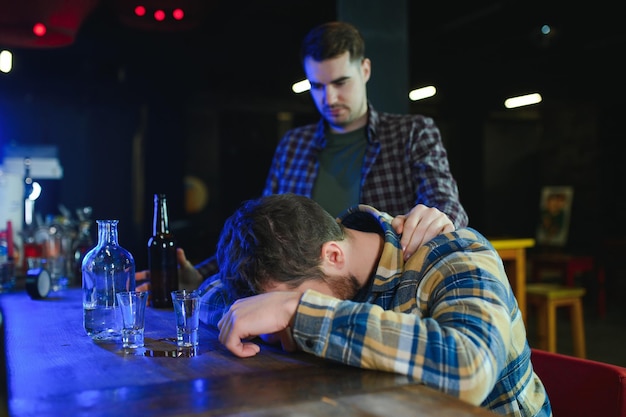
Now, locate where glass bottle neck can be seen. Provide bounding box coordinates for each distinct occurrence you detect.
[96,220,119,246]
[153,195,170,235]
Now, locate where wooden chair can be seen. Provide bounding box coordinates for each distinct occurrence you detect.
[526,283,586,358]
[531,348,626,417]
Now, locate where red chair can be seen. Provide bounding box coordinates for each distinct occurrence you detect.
[531,348,626,417]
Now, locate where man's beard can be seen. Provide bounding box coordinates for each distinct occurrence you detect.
[322,104,350,125]
[326,273,361,300]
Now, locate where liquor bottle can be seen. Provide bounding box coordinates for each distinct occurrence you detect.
[82,220,136,341]
[148,194,178,308]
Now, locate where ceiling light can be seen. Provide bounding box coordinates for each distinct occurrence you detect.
[504,93,542,109]
[292,79,311,94]
[32,23,47,37]
[0,50,12,73]
[154,9,166,21]
[409,86,437,101]
[173,8,185,20]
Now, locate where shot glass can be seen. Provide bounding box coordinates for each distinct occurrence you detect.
[171,290,200,348]
[116,291,149,348]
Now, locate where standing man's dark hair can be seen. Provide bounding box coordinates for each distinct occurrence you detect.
[300,21,365,63]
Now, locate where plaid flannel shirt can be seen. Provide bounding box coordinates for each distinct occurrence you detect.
[198,205,551,417]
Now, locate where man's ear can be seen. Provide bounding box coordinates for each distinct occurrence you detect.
[361,58,371,82]
[320,241,345,271]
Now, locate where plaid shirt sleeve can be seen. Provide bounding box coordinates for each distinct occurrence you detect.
[408,116,468,228]
[195,255,218,279]
[198,274,232,328]
[361,108,469,228]
[290,226,548,416]
[291,255,506,404]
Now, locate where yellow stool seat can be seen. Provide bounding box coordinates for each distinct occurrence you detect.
[526,283,586,358]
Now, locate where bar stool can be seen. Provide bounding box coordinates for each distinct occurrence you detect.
[531,253,606,318]
[526,283,586,358]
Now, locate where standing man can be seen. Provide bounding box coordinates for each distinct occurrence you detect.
[263,21,467,256]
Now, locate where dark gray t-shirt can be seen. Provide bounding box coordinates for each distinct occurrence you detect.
[311,128,367,217]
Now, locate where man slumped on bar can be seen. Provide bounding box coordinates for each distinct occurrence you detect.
[199,193,552,417]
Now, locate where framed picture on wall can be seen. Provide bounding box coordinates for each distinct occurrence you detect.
[536,186,574,246]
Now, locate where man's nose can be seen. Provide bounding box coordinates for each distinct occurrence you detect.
[323,85,338,105]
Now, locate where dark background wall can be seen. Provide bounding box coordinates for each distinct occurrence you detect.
[1,0,624,271]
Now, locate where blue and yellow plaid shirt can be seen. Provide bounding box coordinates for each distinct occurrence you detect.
[198,205,551,417]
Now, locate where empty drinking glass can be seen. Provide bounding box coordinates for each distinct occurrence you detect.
[116,291,148,348]
[171,290,200,348]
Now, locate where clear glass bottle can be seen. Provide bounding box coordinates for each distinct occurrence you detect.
[148,194,178,308]
[82,220,136,341]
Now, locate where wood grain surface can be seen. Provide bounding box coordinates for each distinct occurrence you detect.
[1,289,497,417]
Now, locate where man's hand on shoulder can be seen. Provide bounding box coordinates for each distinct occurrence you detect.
[391,204,455,261]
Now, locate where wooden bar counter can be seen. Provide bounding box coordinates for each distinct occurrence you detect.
[1,288,497,417]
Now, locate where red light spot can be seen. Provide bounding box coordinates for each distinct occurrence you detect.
[32,22,47,37]
[154,9,166,21]
[134,5,146,16]
[172,8,184,20]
